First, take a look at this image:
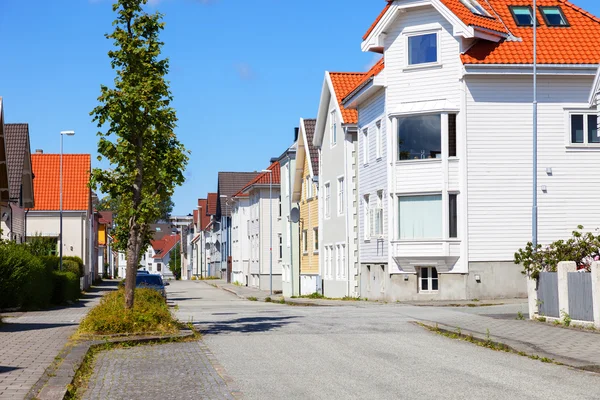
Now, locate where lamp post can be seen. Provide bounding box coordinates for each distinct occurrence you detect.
[532,0,538,249]
[59,130,75,271]
[220,194,229,281]
[261,169,273,295]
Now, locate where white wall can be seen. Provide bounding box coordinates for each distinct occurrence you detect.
[27,211,88,259]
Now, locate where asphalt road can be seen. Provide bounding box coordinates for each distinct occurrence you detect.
[170,281,600,400]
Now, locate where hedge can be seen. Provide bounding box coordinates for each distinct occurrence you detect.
[51,271,81,305]
[63,256,84,277]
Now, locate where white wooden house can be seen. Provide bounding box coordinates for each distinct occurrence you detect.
[343,0,600,300]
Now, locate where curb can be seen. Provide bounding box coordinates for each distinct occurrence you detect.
[32,330,195,400]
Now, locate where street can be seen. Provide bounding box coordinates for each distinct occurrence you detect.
[170,281,600,400]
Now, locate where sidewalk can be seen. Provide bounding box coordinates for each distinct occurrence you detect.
[0,281,116,399]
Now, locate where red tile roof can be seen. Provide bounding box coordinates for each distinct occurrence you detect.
[151,234,180,260]
[206,193,218,215]
[30,154,90,211]
[329,72,367,124]
[342,58,385,104]
[363,2,392,40]
[462,0,600,64]
[364,0,600,65]
[235,161,280,196]
[197,198,211,230]
[98,211,113,225]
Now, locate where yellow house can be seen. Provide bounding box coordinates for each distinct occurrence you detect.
[292,118,320,295]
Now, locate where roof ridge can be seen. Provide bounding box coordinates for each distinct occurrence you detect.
[328,71,367,76]
[559,0,600,25]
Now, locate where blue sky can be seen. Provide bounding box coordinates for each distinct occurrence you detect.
[1,0,599,215]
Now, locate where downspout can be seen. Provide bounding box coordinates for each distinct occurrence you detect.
[286,153,294,296]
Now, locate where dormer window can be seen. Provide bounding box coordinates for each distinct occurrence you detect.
[510,6,538,27]
[407,33,438,66]
[460,0,491,17]
[539,6,569,27]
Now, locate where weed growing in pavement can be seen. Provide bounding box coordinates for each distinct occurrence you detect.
[486,328,491,341]
[553,320,561,326]
[277,298,286,304]
[265,297,272,303]
[561,310,572,327]
[247,296,258,301]
[232,281,243,287]
[472,298,479,302]
[516,311,525,320]
[537,316,547,322]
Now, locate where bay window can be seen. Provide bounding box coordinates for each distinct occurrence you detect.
[398,195,442,239]
[398,114,441,160]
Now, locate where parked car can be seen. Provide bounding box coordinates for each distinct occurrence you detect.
[135,274,167,299]
[137,270,150,275]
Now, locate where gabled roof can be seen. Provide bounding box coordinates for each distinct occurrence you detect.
[342,58,385,105]
[196,198,211,230]
[151,234,180,260]
[292,118,318,203]
[236,161,281,196]
[30,154,91,211]
[217,171,259,217]
[364,0,600,65]
[304,119,318,177]
[4,123,33,206]
[206,192,218,216]
[329,72,367,124]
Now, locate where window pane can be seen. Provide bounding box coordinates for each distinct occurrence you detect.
[448,114,457,157]
[421,267,429,279]
[431,267,438,279]
[511,7,533,25]
[588,115,599,144]
[449,194,458,238]
[541,7,567,26]
[408,33,437,65]
[398,114,441,160]
[571,115,584,143]
[432,278,438,291]
[399,195,442,239]
[421,278,429,291]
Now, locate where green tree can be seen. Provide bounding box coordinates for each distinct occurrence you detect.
[91,0,188,309]
[97,195,174,222]
[168,242,181,280]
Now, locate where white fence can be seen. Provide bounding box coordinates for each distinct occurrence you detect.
[528,261,600,328]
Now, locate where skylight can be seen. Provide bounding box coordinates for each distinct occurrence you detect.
[539,6,569,27]
[510,6,538,27]
[460,0,492,17]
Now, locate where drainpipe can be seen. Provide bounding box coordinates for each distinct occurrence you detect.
[286,153,295,296]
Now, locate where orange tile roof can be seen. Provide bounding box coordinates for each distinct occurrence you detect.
[329,72,368,124]
[363,2,392,40]
[30,154,90,211]
[441,0,508,33]
[342,58,385,104]
[151,234,180,260]
[235,161,280,197]
[462,0,600,64]
[197,198,211,230]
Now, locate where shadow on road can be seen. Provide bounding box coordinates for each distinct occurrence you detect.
[198,316,300,335]
[0,366,22,373]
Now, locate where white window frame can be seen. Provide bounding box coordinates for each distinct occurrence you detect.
[371,190,384,238]
[330,110,337,148]
[278,234,283,260]
[340,244,346,280]
[363,128,369,165]
[335,245,341,280]
[419,266,439,293]
[460,0,491,17]
[284,163,290,198]
[565,109,600,147]
[364,194,371,241]
[306,176,313,199]
[337,176,344,216]
[375,121,382,160]
[404,27,442,70]
[324,182,331,219]
[302,230,308,254]
[313,227,319,254]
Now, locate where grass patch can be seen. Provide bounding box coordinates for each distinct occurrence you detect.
[232,281,244,287]
[247,296,258,301]
[265,297,272,303]
[78,288,178,335]
[198,276,220,280]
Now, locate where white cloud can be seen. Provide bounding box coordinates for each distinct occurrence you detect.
[234,63,256,80]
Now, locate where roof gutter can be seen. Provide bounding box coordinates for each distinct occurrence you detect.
[464,64,598,75]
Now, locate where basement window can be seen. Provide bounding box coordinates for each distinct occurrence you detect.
[509,6,538,27]
[539,6,569,27]
[460,0,491,17]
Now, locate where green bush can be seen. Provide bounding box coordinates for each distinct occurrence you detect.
[39,255,59,271]
[63,256,84,277]
[0,243,52,309]
[63,260,81,278]
[51,271,81,305]
[78,288,178,335]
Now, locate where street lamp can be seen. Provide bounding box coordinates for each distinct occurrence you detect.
[220,194,229,281]
[261,169,273,295]
[59,130,75,272]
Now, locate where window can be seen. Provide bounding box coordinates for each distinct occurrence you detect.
[539,6,568,27]
[398,195,442,239]
[313,228,319,252]
[335,245,340,280]
[336,244,347,280]
[324,182,331,218]
[460,0,491,17]
[419,267,439,292]
[510,6,537,26]
[363,128,369,164]
[306,176,313,199]
[302,230,308,253]
[371,190,384,237]
[448,114,457,157]
[364,195,371,240]
[408,33,438,65]
[330,111,337,147]
[337,177,344,216]
[375,121,382,159]
[449,194,458,238]
[278,235,283,259]
[278,195,282,217]
[325,246,333,279]
[157,263,162,272]
[398,114,441,160]
[570,113,599,145]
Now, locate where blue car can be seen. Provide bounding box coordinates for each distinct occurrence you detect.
[135,274,168,299]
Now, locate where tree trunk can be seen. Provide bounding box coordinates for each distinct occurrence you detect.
[124,220,141,309]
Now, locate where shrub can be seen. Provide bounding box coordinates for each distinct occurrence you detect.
[26,235,57,257]
[78,288,178,335]
[0,242,52,309]
[63,256,84,277]
[52,271,81,304]
[514,226,600,279]
[39,255,60,271]
[62,260,81,278]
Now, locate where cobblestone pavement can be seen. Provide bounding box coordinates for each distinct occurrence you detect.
[83,341,237,400]
[0,283,115,400]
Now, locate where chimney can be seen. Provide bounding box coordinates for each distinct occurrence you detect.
[35,149,43,154]
[294,127,299,142]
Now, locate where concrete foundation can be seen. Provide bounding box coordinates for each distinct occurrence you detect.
[258,274,282,292]
[300,274,319,295]
[359,261,527,301]
[323,279,348,298]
